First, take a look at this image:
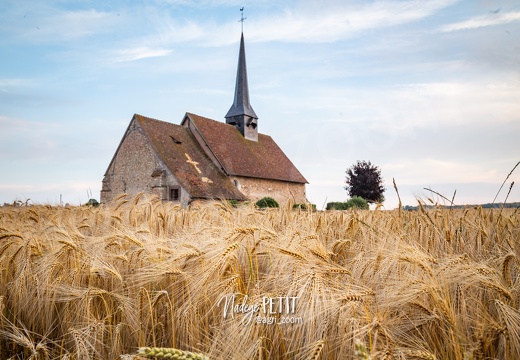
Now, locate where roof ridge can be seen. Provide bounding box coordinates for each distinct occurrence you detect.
[187,112,270,138]
[134,113,173,126]
[186,112,227,124]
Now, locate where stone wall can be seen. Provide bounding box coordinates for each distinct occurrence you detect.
[101,119,190,207]
[230,176,306,206]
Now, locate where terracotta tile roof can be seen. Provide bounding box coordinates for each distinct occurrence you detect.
[186,113,307,184]
[135,114,247,201]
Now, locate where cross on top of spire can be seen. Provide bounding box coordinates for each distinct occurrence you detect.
[239,7,246,32]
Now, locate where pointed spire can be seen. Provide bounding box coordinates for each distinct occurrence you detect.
[225,32,258,120]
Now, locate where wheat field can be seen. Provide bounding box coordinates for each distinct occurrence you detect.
[0,194,519,359]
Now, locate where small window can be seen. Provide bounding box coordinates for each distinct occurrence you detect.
[233,179,241,190]
[170,187,180,201]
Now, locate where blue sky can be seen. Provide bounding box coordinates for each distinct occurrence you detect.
[1,0,519,208]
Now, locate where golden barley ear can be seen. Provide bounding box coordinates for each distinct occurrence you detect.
[401,349,437,360]
[502,253,517,288]
[307,339,325,360]
[137,347,210,359]
[269,245,304,262]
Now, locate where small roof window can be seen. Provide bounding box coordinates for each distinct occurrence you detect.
[170,135,182,144]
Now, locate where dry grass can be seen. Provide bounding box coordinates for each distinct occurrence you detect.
[0,194,519,359]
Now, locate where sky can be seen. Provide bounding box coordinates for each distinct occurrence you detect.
[1,0,519,209]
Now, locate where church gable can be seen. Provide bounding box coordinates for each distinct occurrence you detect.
[101,116,183,203]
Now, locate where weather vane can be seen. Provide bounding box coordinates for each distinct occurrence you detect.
[239,7,246,32]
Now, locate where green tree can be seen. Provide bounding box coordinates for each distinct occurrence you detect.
[345,160,385,203]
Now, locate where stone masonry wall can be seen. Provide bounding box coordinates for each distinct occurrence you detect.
[230,176,306,206]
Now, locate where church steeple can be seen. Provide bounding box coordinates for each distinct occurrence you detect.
[225,32,258,142]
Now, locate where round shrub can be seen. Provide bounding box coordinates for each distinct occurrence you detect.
[326,202,349,210]
[255,197,279,208]
[346,196,369,210]
[326,198,368,211]
[85,199,100,207]
[293,203,317,211]
[227,199,239,208]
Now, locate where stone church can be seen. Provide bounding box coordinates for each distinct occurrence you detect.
[100,33,307,207]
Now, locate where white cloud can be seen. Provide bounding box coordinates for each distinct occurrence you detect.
[1,0,459,57]
[382,159,520,185]
[440,11,520,32]
[0,115,56,130]
[2,8,122,43]
[0,116,63,162]
[228,0,460,44]
[376,81,520,129]
[0,181,101,205]
[293,79,520,132]
[118,0,459,47]
[379,159,520,208]
[109,47,173,63]
[0,78,37,88]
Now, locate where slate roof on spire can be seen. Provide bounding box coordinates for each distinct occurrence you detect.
[225,33,258,119]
